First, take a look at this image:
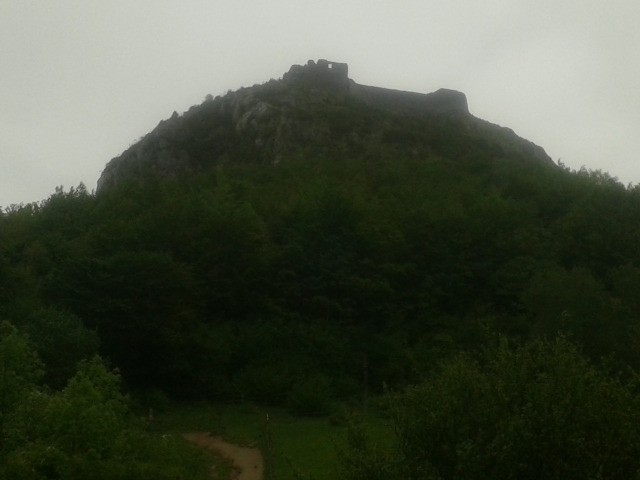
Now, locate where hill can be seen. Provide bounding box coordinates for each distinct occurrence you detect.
[97,59,551,192]
[2,59,640,408]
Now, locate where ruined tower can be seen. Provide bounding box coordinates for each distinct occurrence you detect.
[283,59,350,94]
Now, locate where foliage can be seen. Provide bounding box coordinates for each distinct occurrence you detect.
[286,374,335,416]
[0,334,212,479]
[339,417,400,480]
[341,337,640,480]
[0,322,44,444]
[16,308,99,389]
[3,92,640,409]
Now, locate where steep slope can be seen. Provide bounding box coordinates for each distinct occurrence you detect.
[97,59,552,192]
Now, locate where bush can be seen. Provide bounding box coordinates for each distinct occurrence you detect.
[287,374,334,416]
[341,337,640,480]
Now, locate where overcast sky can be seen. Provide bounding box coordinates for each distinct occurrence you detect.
[1,1,639,207]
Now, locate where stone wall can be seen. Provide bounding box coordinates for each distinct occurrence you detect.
[284,59,469,116]
[350,82,468,116]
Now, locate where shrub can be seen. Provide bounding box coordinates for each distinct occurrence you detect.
[341,337,640,480]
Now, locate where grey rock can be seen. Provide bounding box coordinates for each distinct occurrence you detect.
[96,59,553,193]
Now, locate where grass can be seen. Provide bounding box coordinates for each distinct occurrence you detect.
[156,402,393,480]
[157,434,235,480]
[269,412,346,480]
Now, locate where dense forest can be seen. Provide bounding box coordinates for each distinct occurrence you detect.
[4,77,640,477]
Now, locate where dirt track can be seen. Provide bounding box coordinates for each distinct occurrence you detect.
[183,432,264,480]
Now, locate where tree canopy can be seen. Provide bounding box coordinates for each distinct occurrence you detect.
[341,337,640,480]
[2,152,640,405]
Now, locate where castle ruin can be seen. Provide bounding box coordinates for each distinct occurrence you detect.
[283,59,350,94]
[283,59,469,117]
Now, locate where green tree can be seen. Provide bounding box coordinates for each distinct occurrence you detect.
[0,322,43,448]
[40,357,128,457]
[46,251,202,394]
[342,337,640,480]
[17,308,98,389]
[521,266,619,357]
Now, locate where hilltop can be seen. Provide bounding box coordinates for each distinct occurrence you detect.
[97,59,552,192]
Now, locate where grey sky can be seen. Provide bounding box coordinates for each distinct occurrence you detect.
[1,1,639,207]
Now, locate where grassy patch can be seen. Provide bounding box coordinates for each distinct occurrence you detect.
[160,434,235,480]
[157,403,393,480]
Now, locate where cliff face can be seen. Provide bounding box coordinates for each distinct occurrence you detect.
[97,60,552,192]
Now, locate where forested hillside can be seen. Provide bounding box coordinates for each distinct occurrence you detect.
[3,69,640,477]
[4,151,640,405]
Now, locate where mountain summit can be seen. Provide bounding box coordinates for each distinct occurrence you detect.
[97,59,552,192]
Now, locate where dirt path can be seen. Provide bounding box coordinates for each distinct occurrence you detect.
[183,432,264,480]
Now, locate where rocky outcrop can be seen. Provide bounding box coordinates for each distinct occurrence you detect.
[97,60,552,193]
[98,82,300,192]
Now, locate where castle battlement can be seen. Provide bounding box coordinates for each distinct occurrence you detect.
[283,59,469,116]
